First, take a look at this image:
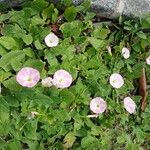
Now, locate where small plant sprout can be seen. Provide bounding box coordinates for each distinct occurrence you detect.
[123,97,136,114]
[90,97,107,114]
[44,32,59,47]
[16,67,40,88]
[109,73,124,89]
[41,77,53,87]
[53,69,73,89]
[122,47,130,59]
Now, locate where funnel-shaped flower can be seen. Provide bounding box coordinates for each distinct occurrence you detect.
[16,67,40,88]
[45,32,59,47]
[123,97,136,114]
[110,73,124,89]
[90,97,107,114]
[53,69,73,89]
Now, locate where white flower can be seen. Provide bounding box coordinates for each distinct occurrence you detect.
[107,46,112,56]
[41,77,53,87]
[123,97,136,114]
[122,47,130,59]
[109,73,124,89]
[44,32,59,47]
[53,69,73,89]
[90,97,107,114]
[146,55,150,65]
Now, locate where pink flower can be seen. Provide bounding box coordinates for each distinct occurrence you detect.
[123,97,136,114]
[109,73,124,89]
[90,97,107,114]
[53,69,73,89]
[16,67,40,88]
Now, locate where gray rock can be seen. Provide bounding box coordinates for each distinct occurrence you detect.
[0,0,149,19]
[0,0,28,11]
[73,0,150,18]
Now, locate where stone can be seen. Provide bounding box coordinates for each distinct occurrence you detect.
[0,0,27,11]
[73,0,150,18]
[0,0,149,19]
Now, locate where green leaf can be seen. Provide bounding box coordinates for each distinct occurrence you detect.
[41,4,55,20]
[0,45,7,56]
[3,77,23,91]
[31,15,45,26]
[0,11,14,22]
[33,94,52,106]
[0,70,12,82]
[82,56,100,69]
[11,53,25,71]
[60,20,83,37]
[23,59,45,72]
[52,8,59,23]
[1,24,26,38]
[127,62,145,79]
[88,37,105,50]
[34,40,44,50]
[22,34,33,45]
[60,89,75,105]
[84,12,95,21]
[23,48,35,58]
[81,136,100,149]
[93,27,110,39]
[141,14,150,29]
[76,0,91,12]
[64,6,77,22]
[24,120,38,140]
[0,96,9,112]
[136,31,147,39]
[63,0,72,6]
[0,36,19,50]
[0,109,9,123]
[0,51,23,71]
[7,140,21,150]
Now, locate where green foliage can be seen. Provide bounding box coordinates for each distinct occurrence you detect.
[64,6,77,22]
[60,20,83,37]
[0,0,150,149]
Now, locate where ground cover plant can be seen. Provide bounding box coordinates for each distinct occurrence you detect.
[0,0,150,149]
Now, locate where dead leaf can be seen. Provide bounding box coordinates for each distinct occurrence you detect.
[50,24,60,34]
[139,68,147,111]
[63,132,76,149]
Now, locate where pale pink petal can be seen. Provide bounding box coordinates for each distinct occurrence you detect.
[53,69,73,89]
[16,67,40,88]
[123,97,136,114]
[90,97,107,114]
